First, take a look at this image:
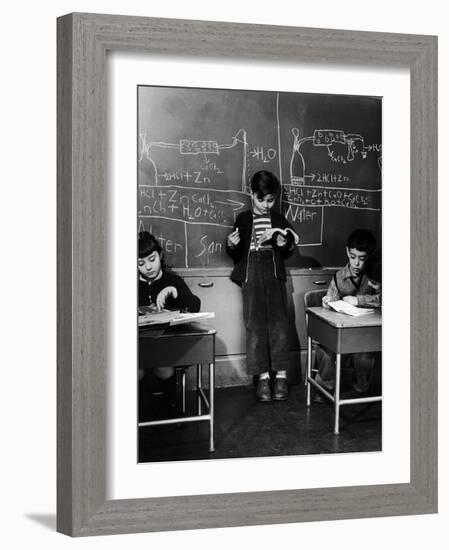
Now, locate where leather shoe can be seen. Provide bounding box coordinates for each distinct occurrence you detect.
[311,389,325,404]
[273,377,288,401]
[256,378,272,402]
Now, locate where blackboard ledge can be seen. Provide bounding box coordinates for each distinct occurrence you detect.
[175,267,340,278]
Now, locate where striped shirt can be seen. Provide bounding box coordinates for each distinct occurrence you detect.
[250,214,272,251]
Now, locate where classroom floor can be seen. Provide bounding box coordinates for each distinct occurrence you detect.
[138,374,382,463]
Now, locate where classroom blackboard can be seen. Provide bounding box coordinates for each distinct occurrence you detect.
[138,86,381,268]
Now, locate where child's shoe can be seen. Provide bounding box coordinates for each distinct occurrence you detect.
[256,378,272,402]
[311,388,325,404]
[273,377,288,401]
[311,373,333,403]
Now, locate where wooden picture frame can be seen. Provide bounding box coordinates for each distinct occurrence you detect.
[57,12,437,536]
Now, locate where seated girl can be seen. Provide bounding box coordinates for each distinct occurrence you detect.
[138,232,201,412]
[138,231,200,315]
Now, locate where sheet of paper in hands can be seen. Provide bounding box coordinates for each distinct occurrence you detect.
[258,227,300,245]
[327,300,375,317]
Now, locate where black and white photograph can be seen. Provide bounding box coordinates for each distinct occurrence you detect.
[137,85,382,463]
[2,0,441,545]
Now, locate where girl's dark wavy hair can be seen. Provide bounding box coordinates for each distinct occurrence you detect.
[138,232,171,270]
[138,232,162,258]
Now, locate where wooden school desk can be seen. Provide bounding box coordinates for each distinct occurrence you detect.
[305,307,382,434]
[139,321,217,452]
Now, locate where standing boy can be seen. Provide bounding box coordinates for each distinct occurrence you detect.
[226,170,299,402]
[315,229,381,397]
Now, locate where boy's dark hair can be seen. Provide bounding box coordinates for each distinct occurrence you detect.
[250,170,280,198]
[346,229,376,256]
[138,231,162,259]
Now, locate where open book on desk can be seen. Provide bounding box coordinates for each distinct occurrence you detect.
[138,308,179,327]
[138,307,215,327]
[327,300,375,317]
[169,311,215,326]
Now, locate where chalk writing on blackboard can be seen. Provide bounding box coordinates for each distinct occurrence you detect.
[139,129,248,192]
[285,127,381,246]
[137,87,382,268]
[139,185,247,227]
[289,127,382,184]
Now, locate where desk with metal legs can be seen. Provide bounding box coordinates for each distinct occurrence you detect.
[139,321,217,452]
[306,307,382,434]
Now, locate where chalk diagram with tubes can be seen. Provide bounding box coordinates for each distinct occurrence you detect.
[138,128,250,230]
[137,122,382,259]
[283,127,382,246]
[138,128,252,267]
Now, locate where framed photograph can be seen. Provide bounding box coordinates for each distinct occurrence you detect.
[57,13,437,536]
[135,84,382,463]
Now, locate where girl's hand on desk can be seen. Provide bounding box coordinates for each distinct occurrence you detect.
[343,295,358,306]
[156,286,178,309]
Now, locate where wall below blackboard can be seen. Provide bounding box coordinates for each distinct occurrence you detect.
[138,86,382,268]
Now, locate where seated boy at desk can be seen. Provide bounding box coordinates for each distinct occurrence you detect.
[314,229,381,399]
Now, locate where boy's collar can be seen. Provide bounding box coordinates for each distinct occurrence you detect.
[343,263,363,280]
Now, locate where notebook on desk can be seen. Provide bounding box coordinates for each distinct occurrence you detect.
[138,306,215,327]
[327,300,375,317]
[169,311,215,326]
[138,308,179,327]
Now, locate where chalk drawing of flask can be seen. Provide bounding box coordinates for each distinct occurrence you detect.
[290,128,306,185]
[138,133,158,185]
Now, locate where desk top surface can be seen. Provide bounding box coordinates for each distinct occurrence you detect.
[139,321,217,339]
[307,306,382,328]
